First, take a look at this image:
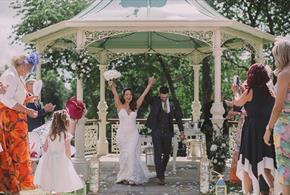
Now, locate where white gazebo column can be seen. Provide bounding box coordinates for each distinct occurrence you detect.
[35,42,43,80]
[210,30,225,135]
[72,30,89,180]
[35,63,42,80]
[191,64,202,122]
[255,42,264,63]
[73,77,89,180]
[97,53,109,155]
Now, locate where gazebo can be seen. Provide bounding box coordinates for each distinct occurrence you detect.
[23,0,274,191]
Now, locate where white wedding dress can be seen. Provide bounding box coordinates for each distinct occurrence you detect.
[116,108,155,184]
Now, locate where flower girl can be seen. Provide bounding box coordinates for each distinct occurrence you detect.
[34,110,83,194]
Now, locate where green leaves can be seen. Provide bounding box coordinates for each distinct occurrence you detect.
[11,0,92,44]
[41,70,71,112]
[42,48,97,81]
[207,0,290,35]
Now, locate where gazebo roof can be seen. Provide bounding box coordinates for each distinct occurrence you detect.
[72,0,227,21]
[23,0,274,54]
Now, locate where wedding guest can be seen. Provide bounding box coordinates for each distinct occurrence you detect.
[264,36,290,195]
[229,78,271,194]
[26,78,55,132]
[233,64,276,194]
[34,110,83,194]
[0,53,39,194]
[227,105,245,184]
[227,80,246,184]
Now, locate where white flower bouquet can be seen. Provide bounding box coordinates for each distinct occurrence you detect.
[104,69,121,81]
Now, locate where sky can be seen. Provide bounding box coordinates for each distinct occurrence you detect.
[0,0,25,70]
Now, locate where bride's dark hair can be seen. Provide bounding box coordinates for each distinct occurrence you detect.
[121,88,137,111]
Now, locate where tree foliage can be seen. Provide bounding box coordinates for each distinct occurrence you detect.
[41,70,71,112]
[10,0,92,44]
[206,0,290,35]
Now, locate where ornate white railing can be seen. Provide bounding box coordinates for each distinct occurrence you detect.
[84,119,99,155]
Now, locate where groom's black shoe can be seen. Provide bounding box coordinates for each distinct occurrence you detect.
[156,177,165,185]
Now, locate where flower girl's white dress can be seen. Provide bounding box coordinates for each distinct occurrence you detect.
[34,132,83,192]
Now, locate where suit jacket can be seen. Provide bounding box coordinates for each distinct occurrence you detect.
[27,102,47,132]
[145,96,184,136]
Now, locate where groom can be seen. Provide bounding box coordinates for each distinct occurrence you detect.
[145,86,185,185]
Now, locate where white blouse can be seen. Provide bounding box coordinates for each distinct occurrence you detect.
[0,66,27,108]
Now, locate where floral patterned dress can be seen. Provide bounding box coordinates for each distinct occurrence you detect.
[274,88,290,185]
[0,99,35,193]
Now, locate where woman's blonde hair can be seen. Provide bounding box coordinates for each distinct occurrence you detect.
[11,55,26,68]
[49,109,70,141]
[272,37,290,75]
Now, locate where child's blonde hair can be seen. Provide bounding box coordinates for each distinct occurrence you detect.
[49,109,70,141]
[272,36,290,75]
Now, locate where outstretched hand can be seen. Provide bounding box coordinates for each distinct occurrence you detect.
[108,80,115,87]
[263,129,272,146]
[231,84,239,94]
[44,103,55,112]
[148,77,156,86]
[27,109,38,118]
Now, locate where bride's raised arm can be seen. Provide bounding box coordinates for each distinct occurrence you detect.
[137,77,155,109]
[108,80,122,110]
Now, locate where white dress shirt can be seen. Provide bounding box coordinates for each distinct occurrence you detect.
[161,99,170,113]
[0,66,27,108]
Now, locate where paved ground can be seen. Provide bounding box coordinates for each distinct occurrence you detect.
[94,154,200,195]
[19,154,200,195]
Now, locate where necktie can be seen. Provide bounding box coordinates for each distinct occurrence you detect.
[163,101,168,113]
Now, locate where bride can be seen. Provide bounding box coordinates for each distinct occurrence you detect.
[109,77,155,185]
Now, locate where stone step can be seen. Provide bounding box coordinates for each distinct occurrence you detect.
[19,188,86,195]
[20,189,50,195]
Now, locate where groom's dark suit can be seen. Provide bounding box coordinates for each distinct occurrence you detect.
[145,96,184,179]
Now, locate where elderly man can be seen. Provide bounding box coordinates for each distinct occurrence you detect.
[26,78,55,132]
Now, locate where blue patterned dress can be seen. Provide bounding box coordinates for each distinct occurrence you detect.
[274,88,290,185]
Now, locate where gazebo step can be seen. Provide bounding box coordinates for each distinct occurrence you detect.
[19,188,86,195]
[20,189,50,195]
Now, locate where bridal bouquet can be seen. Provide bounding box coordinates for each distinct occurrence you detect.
[104,69,121,81]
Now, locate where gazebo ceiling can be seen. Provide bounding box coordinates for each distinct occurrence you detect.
[88,32,208,49]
